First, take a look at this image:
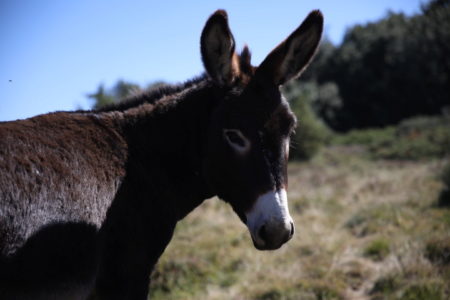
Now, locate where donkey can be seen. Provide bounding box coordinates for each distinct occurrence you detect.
[0,9,323,300]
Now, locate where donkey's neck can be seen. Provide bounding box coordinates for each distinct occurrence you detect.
[112,79,219,220]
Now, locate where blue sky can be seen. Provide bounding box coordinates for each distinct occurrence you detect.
[1,0,424,121]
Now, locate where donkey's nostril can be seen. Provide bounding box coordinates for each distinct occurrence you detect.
[289,222,295,238]
[258,224,268,242]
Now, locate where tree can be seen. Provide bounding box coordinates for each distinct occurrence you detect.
[307,0,450,130]
[88,80,141,109]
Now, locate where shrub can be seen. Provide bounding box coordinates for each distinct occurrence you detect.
[363,238,390,261]
[400,282,443,300]
[284,83,330,160]
[332,116,450,160]
[375,116,450,160]
[332,127,395,148]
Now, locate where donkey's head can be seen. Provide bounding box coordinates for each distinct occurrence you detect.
[201,10,323,250]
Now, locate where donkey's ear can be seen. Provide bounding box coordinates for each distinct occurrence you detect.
[201,10,239,86]
[256,10,323,86]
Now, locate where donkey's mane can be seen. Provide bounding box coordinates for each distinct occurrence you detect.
[94,75,208,113]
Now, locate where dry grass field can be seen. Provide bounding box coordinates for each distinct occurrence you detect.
[149,146,450,300]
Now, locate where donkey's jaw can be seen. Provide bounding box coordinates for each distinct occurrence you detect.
[245,189,294,250]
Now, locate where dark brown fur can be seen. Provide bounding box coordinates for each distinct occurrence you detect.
[0,10,323,300]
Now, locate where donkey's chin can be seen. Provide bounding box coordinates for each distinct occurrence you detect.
[251,237,286,251]
[249,225,294,251]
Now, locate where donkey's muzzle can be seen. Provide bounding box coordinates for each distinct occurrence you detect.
[245,189,294,250]
[253,220,294,250]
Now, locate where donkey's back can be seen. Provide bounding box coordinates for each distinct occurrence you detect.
[0,113,124,270]
[0,112,129,298]
[0,112,126,255]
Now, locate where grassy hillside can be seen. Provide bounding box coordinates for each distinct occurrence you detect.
[149,147,450,300]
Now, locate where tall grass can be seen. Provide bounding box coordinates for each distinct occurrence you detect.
[149,147,449,299]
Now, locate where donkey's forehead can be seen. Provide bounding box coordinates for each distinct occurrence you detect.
[223,79,296,133]
[264,100,297,135]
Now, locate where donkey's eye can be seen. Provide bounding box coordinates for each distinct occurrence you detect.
[226,130,245,146]
[223,129,250,154]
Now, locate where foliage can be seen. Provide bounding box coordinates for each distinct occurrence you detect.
[87,80,141,109]
[333,127,396,149]
[400,283,444,300]
[363,238,390,261]
[294,0,450,130]
[332,116,450,160]
[87,80,170,109]
[283,82,331,160]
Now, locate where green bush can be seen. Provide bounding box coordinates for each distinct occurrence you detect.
[400,283,443,300]
[332,116,450,160]
[377,116,450,160]
[332,127,396,147]
[363,238,390,261]
[284,83,330,160]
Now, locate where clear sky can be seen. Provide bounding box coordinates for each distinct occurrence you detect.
[1,0,424,121]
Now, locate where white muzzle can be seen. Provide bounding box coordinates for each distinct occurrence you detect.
[245,189,294,250]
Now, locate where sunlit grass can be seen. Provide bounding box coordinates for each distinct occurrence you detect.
[149,147,449,299]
